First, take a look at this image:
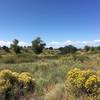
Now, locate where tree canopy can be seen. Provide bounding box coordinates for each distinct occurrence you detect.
[11,39,21,54]
[32,37,46,54]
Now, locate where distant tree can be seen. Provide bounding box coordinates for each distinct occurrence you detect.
[59,47,63,51]
[59,45,77,54]
[63,46,70,54]
[96,46,100,51]
[84,46,90,52]
[2,46,10,52]
[11,39,21,54]
[32,37,46,54]
[68,45,77,53]
[24,46,27,48]
[90,46,95,51]
[78,48,82,51]
[49,47,53,50]
[27,46,32,48]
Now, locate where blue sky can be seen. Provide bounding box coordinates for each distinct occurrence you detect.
[0,0,100,47]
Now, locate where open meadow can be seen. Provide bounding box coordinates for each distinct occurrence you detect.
[0,48,100,100]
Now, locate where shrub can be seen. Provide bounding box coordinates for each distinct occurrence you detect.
[85,75,98,93]
[65,68,100,95]
[18,72,35,91]
[0,69,35,99]
[0,79,12,94]
[2,46,10,52]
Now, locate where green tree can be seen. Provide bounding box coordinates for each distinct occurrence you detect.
[90,46,95,51]
[68,45,77,53]
[96,46,100,51]
[59,45,77,54]
[84,46,90,52]
[11,39,21,54]
[32,37,46,54]
[49,47,53,50]
[2,46,10,52]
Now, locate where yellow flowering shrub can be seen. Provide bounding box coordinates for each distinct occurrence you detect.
[0,69,12,79]
[18,72,35,90]
[0,69,35,99]
[66,68,100,95]
[85,75,98,93]
[12,72,19,78]
[0,79,11,94]
[0,69,19,86]
[18,72,31,83]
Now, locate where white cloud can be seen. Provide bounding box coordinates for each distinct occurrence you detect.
[0,41,12,47]
[47,39,100,48]
[19,42,31,47]
[0,40,31,47]
[50,41,60,44]
[64,40,73,45]
[94,39,100,43]
[82,41,94,46]
[47,41,62,48]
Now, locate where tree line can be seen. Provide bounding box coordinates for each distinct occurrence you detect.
[0,37,100,54]
[0,37,46,54]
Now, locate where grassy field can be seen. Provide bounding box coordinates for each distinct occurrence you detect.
[0,51,100,100]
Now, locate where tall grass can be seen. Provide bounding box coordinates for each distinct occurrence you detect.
[0,53,100,99]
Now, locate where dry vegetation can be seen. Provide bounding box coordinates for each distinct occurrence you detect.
[0,48,100,100]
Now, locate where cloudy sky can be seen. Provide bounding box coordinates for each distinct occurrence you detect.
[0,0,100,47]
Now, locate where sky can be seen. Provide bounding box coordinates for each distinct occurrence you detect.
[0,0,100,47]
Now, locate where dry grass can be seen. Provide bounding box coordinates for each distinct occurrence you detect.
[0,53,99,100]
